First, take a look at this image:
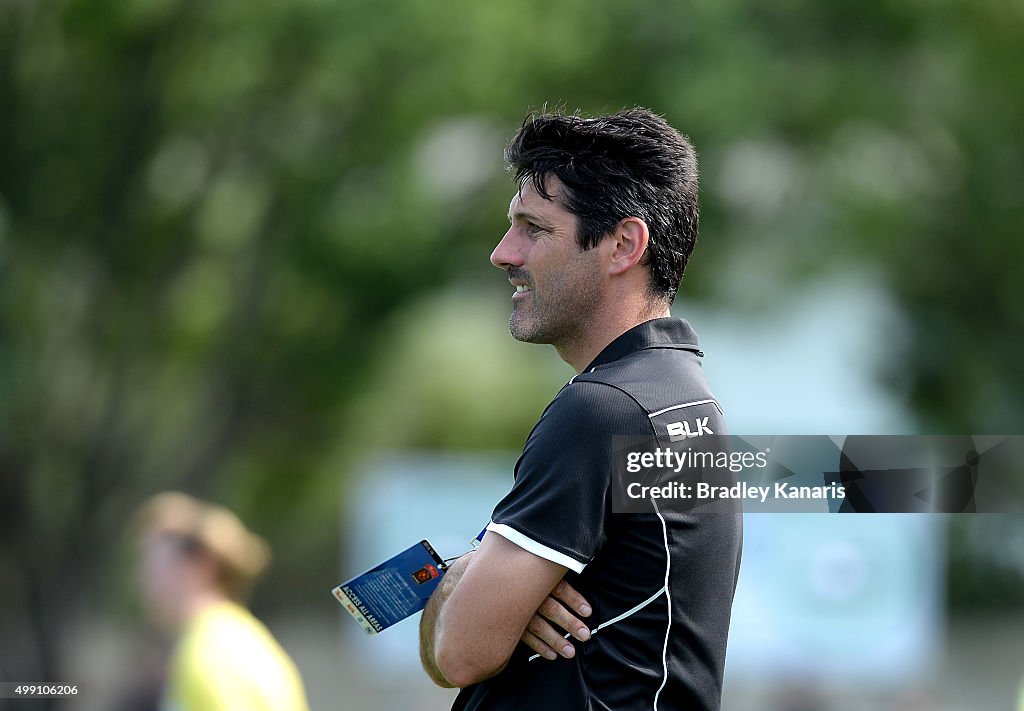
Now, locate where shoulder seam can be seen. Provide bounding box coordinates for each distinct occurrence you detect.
[564,379,661,441]
[648,398,725,418]
[564,378,651,418]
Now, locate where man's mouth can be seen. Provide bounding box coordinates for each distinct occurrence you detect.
[510,279,532,301]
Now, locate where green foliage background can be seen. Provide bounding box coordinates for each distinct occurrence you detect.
[1,0,1021,692]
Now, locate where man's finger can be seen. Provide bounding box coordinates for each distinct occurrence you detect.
[551,579,592,617]
[520,630,558,661]
[538,597,591,642]
[527,613,577,658]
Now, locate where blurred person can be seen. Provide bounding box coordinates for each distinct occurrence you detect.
[419,108,742,709]
[135,492,309,711]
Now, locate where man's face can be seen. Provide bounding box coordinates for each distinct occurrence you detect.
[490,177,604,345]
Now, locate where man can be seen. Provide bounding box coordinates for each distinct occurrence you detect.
[419,108,743,710]
[135,491,310,711]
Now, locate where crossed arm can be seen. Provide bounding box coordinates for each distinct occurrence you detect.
[418,532,593,688]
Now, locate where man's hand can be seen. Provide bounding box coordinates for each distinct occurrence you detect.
[521,579,592,660]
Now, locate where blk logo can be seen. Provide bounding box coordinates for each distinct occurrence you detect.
[667,417,714,441]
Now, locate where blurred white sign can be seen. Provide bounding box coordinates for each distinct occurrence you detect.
[726,513,944,686]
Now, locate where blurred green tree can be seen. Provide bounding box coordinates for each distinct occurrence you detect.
[1,0,1021,696]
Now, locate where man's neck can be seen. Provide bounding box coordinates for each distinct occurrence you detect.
[557,304,671,374]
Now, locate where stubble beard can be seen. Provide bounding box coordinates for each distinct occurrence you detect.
[509,299,556,344]
[508,263,603,348]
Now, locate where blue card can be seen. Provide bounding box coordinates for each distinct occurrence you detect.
[331,540,446,635]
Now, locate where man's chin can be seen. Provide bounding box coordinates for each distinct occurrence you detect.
[508,315,548,344]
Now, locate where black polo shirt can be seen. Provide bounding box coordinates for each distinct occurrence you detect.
[453,317,743,711]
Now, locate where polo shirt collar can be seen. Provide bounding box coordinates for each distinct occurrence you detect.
[584,317,703,371]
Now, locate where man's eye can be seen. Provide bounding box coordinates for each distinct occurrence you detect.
[526,223,544,234]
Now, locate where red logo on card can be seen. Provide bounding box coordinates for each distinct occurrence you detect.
[411,564,439,584]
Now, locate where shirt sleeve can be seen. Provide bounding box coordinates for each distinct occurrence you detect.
[487,380,652,573]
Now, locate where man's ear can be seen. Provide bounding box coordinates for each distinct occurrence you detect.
[605,217,650,276]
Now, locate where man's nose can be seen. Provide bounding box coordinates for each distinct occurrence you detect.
[490,227,523,270]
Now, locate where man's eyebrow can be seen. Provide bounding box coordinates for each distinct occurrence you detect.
[508,209,547,224]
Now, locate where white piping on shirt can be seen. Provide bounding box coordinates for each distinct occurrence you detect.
[652,500,672,710]
[526,585,667,663]
[567,366,598,386]
[647,398,724,418]
[487,523,587,574]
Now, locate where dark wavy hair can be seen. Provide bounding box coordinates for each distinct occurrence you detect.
[504,107,699,303]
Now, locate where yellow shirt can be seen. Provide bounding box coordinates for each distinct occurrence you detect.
[163,601,309,711]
